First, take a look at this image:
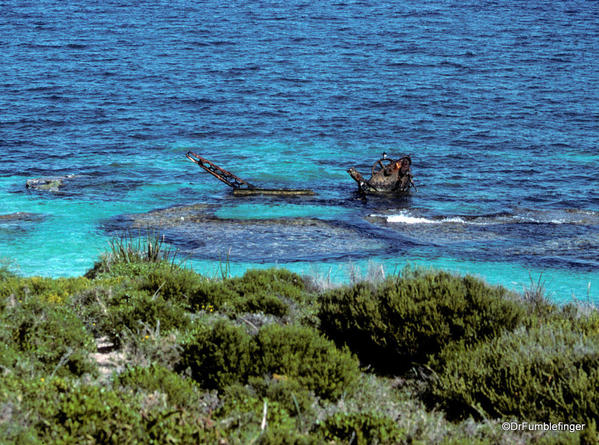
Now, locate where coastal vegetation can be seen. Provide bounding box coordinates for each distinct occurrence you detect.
[0,236,597,444]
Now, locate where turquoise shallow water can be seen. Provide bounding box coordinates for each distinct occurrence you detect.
[1,1,598,303]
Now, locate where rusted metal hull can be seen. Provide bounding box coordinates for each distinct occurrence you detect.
[348,155,415,195]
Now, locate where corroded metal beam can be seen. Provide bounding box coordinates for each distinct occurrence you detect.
[186,151,255,189]
[186,151,314,196]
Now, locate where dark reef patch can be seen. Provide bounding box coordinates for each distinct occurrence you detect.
[102,203,397,263]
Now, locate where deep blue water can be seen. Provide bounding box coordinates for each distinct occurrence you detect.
[1,0,598,303]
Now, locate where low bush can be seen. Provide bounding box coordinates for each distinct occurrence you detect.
[0,376,67,443]
[87,262,306,318]
[253,324,360,401]
[229,268,307,303]
[106,290,191,345]
[190,279,290,317]
[188,268,306,317]
[217,384,296,430]
[0,276,91,304]
[114,364,202,409]
[180,321,358,401]
[249,376,315,422]
[180,321,253,389]
[215,383,319,444]
[531,302,599,335]
[0,295,96,378]
[189,279,237,310]
[317,412,405,445]
[36,383,218,444]
[66,285,114,338]
[0,376,220,444]
[41,385,143,443]
[138,263,204,302]
[432,323,599,424]
[318,270,526,373]
[229,291,290,317]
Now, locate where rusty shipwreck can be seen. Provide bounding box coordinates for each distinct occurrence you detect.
[347,154,416,195]
[186,151,415,197]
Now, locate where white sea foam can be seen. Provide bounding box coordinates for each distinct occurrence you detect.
[387,214,437,224]
[372,212,466,224]
[373,208,599,226]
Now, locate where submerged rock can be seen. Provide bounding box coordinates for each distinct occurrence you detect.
[0,212,46,237]
[25,175,75,192]
[109,203,391,263]
[128,204,214,229]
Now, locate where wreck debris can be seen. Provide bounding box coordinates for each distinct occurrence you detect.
[348,154,416,195]
[186,151,315,196]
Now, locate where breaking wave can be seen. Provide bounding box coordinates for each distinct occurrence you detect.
[372,212,467,225]
[372,209,599,226]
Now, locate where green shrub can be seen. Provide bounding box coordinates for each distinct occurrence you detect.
[180,321,253,389]
[0,276,91,304]
[253,324,359,401]
[4,375,230,443]
[139,263,204,302]
[534,302,599,335]
[66,285,114,338]
[41,385,143,443]
[106,290,191,345]
[114,364,202,409]
[189,279,237,309]
[534,424,598,445]
[0,375,221,444]
[432,324,599,424]
[180,321,358,401]
[230,269,307,302]
[37,384,217,444]
[318,270,525,373]
[0,375,67,444]
[0,296,96,377]
[190,279,289,317]
[86,258,158,280]
[187,268,306,317]
[217,384,298,440]
[227,269,307,317]
[249,376,315,422]
[318,412,405,445]
[230,291,290,317]
[186,268,311,318]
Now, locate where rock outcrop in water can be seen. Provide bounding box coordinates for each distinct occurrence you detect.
[25,175,75,192]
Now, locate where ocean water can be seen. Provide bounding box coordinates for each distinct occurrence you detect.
[1,0,598,303]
